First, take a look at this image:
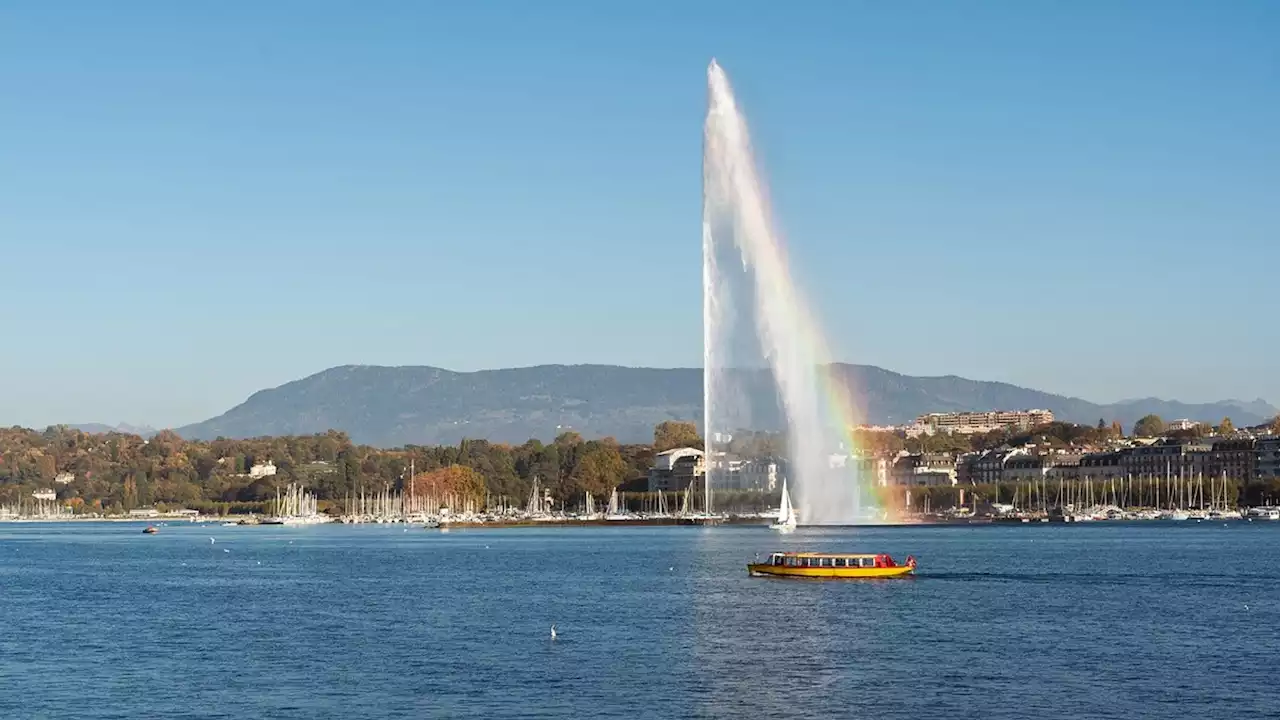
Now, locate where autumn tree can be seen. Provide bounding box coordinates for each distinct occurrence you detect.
[567,442,629,500]
[1270,415,1280,435]
[412,465,486,508]
[653,421,703,452]
[1218,417,1235,435]
[1132,414,1165,438]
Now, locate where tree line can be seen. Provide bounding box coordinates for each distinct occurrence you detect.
[6,412,1278,516]
[0,420,708,515]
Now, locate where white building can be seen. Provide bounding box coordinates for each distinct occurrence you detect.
[1166,419,1199,432]
[854,456,891,487]
[726,459,778,492]
[249,461,277,479]
[648,448,706,492]
[54,472,75,485]
[914,409,1055,435]
[32,488,57,501]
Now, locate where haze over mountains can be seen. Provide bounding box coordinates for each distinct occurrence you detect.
[68,422,158,438]
[155,364,1280,447]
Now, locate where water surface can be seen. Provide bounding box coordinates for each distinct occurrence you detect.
[1,522,1275,719]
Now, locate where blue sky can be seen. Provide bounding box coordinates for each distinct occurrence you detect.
[2,1,1277,428]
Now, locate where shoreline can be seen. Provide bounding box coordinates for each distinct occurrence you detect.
[1,514,1271,528]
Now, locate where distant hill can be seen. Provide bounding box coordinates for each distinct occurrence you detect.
[171,364,1279,447]
[64,422,158,438]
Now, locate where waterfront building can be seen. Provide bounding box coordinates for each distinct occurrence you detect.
[1255,436,1280,479]
[890,453,957,486]
[1121,441,1211,479]
[712,458,779,492]
[1210,438,1256,481]
[1077,451,1125,481]
[54,472,75,485]
[31,488,56,501]
[1003,453,1049,483]
[853,455,891,487]
[648,448,706,492]
[1045,453,1084,482]
[969,448,1026,485]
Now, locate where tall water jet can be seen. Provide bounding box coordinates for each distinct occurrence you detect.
[703,59,877,525]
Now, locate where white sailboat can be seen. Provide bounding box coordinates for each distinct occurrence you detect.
[605,488,628,521]
[770,479,797,533]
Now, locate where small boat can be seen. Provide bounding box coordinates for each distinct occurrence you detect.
[142,525,158,535]
[769,479,797,533]
[748,551,916,579]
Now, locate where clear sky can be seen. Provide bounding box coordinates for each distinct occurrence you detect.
[2,1,1277,428]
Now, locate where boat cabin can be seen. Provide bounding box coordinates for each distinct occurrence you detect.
[763,552,898,569]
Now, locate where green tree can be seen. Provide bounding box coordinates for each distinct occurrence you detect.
[1097,418,1106,430]
[569,443,629,499]
[340,450,360,489]
[554,431,583,447]
[1132,414,1165,438]
[653,421,703,452]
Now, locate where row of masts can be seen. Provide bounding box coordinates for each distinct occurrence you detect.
[272,482,319,517]
[907,470,1243,513]
[0,498,74,519]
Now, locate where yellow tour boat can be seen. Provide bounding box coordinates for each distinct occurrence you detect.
[747,551,916,579]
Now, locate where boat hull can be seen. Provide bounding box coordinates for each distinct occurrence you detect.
[747,563,914,579]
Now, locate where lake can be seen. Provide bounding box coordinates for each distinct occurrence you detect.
[1,521,1275,719]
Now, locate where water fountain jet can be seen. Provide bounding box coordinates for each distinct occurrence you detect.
[702,59,880,525]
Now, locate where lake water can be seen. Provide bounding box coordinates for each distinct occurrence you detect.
[1,521,1276,719]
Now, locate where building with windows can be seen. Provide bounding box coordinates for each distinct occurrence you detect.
[1255,437,1280,480]
[1210,438,1256,481]
[249,461,277,479]
[853,456,891,487]
[913,409,1054,435]
[712,458,779,492]
[890,453,957,486]
[648,448,706,492]
[1121,441,1211,479]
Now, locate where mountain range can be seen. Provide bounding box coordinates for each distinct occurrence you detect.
[68,422,158,438]
[163,364,1279,447]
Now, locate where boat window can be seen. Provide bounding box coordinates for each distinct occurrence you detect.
[859,557,873,568]
[819,557,830,567]
[833,558,846,567]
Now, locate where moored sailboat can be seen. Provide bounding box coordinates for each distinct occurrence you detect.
[769,479,797,533]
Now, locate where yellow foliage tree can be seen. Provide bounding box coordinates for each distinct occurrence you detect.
[411,464,486,507]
